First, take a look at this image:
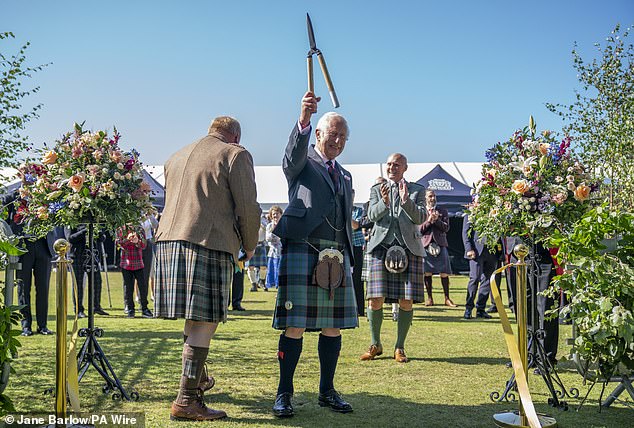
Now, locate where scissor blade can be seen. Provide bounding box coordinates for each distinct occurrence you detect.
[306,13,317,52]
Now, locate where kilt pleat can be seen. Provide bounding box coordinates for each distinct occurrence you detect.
[366,246,425,303]
[272,239,359,331]
[153,240,233,323]
[361,249,371,282]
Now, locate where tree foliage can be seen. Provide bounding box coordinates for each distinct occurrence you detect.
[0,32,48,169]
[546,24,634,210]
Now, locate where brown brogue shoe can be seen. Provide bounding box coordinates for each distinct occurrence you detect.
[170,395,227,421]
[444,298,457,308]
[360,344,383,361]
[394,348,409,363]
[425,297,434,307]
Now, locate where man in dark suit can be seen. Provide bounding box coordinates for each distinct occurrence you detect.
[421,189,456,307]
[462,214,501,319]
[360,153,426,363]
[15,226,65,336]
[271,91,357,418]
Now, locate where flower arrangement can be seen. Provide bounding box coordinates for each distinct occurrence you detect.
[467,117,597,244]
[15,123,153,236]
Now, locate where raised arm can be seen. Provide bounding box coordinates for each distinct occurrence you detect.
[282,92,321,180]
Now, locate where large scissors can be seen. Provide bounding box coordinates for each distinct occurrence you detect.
[306,13,340,108]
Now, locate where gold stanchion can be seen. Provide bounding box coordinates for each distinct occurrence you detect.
[54,239,71,421]
[493,244,557,428]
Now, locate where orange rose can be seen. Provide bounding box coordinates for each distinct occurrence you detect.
[42,150,58,165]
[574,183,591,201]
[511,179,530,195]
[539,143,550,155]
[68,173,85,192]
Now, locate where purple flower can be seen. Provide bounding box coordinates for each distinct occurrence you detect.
[124,158,135,171]
[24,173,37,184]
[48,201,66,214]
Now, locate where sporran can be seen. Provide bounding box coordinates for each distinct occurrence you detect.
[384,245,408,273]
[312,248,345,299]
[426,242,441,257]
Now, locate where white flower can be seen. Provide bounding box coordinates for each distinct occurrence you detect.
[509,156,538,175]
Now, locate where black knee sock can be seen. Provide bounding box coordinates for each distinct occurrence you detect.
[277,334,303,395]
[318,334,342,394]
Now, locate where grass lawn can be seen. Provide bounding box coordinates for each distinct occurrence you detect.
[4,273,632,427]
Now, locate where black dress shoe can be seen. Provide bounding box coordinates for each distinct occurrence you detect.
[77,311,86,319]
[463,310,473,320]
[272,392,294,418]
[37,327,54,335]
[486,305,498,313]
[21,327,33,336]
[94,308,110,316]
[232,305,246,311]
[318,389,353,413]
[476,311,493,319]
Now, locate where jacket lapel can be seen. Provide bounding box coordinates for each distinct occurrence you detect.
[308,145,335,193]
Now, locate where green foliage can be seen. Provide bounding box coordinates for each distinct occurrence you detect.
[546,24,634,210]
[549,204,634,380]
[0,302,22,416]
[0,32,48,169]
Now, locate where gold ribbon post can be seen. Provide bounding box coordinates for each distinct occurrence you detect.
[492,244,557,428]
[54,238,81,421]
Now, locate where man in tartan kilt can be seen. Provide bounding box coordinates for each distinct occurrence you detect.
[360,153,427,363]
[154,116,261,421]
[271,91,358,418]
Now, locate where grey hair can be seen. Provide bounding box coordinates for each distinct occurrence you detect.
[316,112,349,138]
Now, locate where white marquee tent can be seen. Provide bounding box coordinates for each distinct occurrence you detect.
[144,162,483,210]
[2,162,484,210]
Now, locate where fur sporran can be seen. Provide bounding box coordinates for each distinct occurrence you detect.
[312,248,345,299]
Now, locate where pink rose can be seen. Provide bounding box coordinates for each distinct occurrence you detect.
[68,173,85,192]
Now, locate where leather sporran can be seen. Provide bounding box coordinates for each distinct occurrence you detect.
[426,242,441,257]
[384,245,408,273]
[312,248,345,299]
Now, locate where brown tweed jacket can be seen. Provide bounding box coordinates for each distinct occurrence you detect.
[156,131,261,261]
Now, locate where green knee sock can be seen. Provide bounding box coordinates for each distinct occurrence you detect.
[367,307,383,346]
[395,308,413,349]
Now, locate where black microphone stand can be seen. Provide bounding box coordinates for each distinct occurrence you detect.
[76,222,138,401]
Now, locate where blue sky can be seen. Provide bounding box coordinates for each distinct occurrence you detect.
[2,0,632,166]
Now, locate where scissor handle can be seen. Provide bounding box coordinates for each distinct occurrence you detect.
[317,53,339,108]
[307,56,314,94]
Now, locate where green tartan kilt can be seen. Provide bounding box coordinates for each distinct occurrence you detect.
[153,240,233,323]
[365,246,425,303]
[272,238,359,331]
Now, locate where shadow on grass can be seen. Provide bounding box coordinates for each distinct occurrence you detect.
[149,391,633,427]
[424,356,509,366]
